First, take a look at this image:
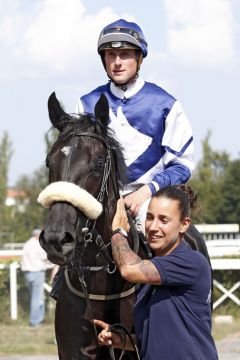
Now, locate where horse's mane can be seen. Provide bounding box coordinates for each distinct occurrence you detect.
[48,112,127,187]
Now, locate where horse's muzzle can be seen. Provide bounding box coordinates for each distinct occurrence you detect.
[40,229,76,265]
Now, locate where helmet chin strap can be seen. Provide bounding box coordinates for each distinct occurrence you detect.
[102,50,143,91]
[109,73,139,91]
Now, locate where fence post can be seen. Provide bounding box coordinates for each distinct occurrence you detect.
[9,261,18,320]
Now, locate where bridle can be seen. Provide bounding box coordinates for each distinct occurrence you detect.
[42,125,141,289]
[64,128,141,279]
[64,130,118,272]
[53,128,140,359]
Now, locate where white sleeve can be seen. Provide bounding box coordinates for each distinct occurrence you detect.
[74,99,85,114]
[161,100,195,172]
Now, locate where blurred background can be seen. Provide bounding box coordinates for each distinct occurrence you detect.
[0,0,240,358]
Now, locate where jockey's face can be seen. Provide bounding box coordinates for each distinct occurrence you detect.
[145,197,190,257]
[104,49,138,84]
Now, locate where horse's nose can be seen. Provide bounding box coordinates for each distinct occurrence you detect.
[40,230,76,265]
[40,230,75,252]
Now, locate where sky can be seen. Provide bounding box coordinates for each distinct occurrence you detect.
[0,0,240,186]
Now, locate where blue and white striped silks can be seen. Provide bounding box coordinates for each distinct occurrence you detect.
[75,77,194,195]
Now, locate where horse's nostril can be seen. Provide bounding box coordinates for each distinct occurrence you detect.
[39,230,74,251]
[39,232,45,248]
[60,232,75,246]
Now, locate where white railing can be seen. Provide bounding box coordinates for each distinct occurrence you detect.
[206,239,240,257]
[205,238,240,310]
[3,256,240,316]
[1,223,240,318]
[195,223,240,240]
[0,261,52,320]
[210,258,240,310]
[0,249,23,258]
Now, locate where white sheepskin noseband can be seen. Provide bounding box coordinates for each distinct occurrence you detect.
[37,181,102,220]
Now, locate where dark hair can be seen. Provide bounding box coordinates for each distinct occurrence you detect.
[154,185,198,220]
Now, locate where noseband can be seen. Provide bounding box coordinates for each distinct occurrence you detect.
[55,130,117,269]
[39,129,137,281]
[67,131,117,272]
[71,132,140,360]
[39,128,141,359]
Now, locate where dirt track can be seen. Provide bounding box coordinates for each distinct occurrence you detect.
[216,332,240,359]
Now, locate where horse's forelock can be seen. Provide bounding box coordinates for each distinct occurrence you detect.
[48,111,127,186]
[61,113,95,135]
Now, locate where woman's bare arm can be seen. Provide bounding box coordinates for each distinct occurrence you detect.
[111,198,161,284]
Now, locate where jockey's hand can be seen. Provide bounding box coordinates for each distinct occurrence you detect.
[93,319,123,349]
[112,198,130,233]
[123,185,152,217]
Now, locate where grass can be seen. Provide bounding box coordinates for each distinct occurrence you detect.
[212,314,240,341]
[0,322,57,355]
[0,315,239,355]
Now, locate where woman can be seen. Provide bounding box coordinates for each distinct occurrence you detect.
[94,185,218,359]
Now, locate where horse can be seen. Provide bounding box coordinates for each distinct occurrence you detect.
[38,92,211,359]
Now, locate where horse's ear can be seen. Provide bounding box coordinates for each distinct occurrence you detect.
[48,92,67,132]
[94,94,109,133]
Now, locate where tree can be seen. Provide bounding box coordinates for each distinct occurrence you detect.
[0,132,13,245]
[12,166,48,242]
[189,131,231,223]
[0,131,13,204]
[10,128,59,243]
[217,159,240,223]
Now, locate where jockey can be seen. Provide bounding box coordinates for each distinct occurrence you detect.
[75,18,194,230]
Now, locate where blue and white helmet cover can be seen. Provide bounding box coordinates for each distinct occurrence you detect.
[98,18,148,58]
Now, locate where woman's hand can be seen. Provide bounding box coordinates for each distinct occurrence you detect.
[112,198,130,233]
[93,319,112,346]
[93,319,123,348]
[93,319,136,351]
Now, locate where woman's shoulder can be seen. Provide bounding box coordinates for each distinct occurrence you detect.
[180,241,211,271]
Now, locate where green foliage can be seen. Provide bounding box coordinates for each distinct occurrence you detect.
[0,265,55,325]
[1,127,240,324]
[0,323,57,355]
[12,166,49,242]
[0,131,13,202]
[0,132,14,244]
[0,267,10,322]
[217,159,240,223]
[0,128,59,244]
[0,126,239,242]
[189,131,233,224]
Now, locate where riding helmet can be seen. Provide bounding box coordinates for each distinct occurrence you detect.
[97,19,148,58]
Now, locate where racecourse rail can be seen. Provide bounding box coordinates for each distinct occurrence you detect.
[0,223,240,319]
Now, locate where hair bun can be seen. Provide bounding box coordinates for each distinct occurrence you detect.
[179,185,198,209]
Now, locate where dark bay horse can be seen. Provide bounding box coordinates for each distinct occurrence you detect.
[38,92,211,359]
[38,92,151,359]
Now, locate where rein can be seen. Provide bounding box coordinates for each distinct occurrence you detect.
[62,130,117,344]
[108,324,140,360]
[46,128,141,359]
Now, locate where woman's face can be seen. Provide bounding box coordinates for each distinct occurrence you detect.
[145,196,190,256]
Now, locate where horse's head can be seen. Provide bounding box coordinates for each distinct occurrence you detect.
[38,92,126,265]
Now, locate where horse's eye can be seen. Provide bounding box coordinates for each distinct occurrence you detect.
[94,157,104,172]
